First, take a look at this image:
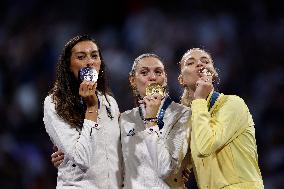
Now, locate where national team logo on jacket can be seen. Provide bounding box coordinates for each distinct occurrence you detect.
[127,128,135,136]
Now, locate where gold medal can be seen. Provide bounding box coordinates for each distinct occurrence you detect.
[146,83,166,97]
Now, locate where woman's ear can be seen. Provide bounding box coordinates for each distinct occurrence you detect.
[129,75,136,89]
[178,74,184,86]
[211,67,219,84]
[163,74,168,87]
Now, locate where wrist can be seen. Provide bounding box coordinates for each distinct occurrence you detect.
[145,114,157,119]
[85,107,98,122]
[194,96,206,100]
[86,106,98,114]
[143,117,158,128]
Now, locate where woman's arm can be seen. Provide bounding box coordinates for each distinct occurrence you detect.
[43,96,101,170]
[191,95,250,157]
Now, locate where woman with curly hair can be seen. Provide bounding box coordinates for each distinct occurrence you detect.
[178,48,264,189]
[43,35,122,189]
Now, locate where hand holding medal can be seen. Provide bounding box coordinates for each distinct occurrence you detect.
[78,67,99,109]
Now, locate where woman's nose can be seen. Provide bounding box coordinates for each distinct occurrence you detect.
[86,58,94,67]
[196,60,204,67]
[149,72,157,80]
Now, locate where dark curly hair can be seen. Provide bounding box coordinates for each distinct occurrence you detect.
[49,35,110,128]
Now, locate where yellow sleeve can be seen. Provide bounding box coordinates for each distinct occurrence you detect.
[191,95,250,157]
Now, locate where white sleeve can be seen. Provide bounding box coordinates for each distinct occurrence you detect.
[142,109,190,178]
[43,96,101,170]
[107,95,120,116]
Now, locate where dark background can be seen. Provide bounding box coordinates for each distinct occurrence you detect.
[0,0,283,188]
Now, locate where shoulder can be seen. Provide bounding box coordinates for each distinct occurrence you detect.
[97,92,116,103]
[166,102,191,126]
[218,94,248,113]
[43,95,59,125]
[121,107,139,120]
[218,94,254,126]
[44,94,52,103]
[44,94,55,110]
[171,101,190,110]
[223,94,246,106]
[119,107,140,132]
[105,94,119,108]
[169,101,190,115]
[105,93,117,104]
[99,92,120,113]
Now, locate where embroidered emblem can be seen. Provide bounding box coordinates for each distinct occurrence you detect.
[127,128,135,136]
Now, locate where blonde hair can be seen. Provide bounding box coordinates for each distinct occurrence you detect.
[180,48,214,66]
[129,53,162,76]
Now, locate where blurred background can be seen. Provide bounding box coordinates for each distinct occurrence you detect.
[0,0,283,188]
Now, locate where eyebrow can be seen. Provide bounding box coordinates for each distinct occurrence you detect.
[187,56,209,60]
[73,50,99,54]
[186,57,195,61]
[139,66,164,69]
[200,56,209,59]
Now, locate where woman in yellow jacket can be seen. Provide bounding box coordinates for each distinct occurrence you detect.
[178,48,264,189]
